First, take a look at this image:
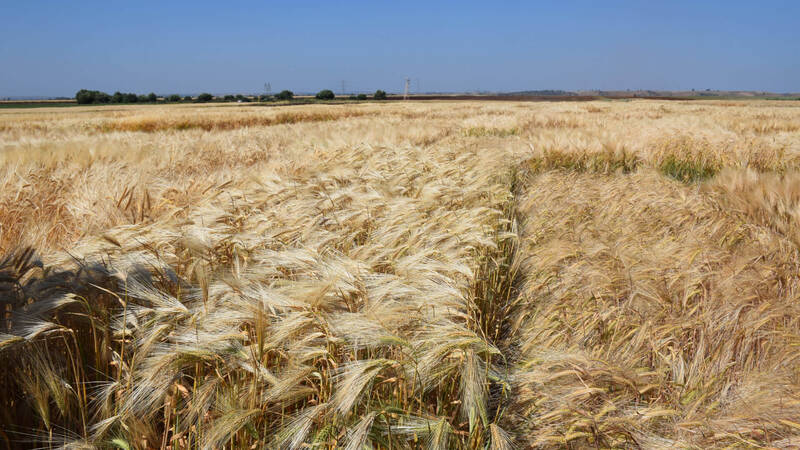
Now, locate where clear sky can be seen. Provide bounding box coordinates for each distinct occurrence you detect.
[1,1,798,97]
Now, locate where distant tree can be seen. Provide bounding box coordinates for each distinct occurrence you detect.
[146,93,158,102]
[112,92,124,103]
[259,94,272,102]
[183,95,193,102]
[168,94,181,102]
[124,93,138,103]
[75,89,116,104]
[197,93,214,102]
[349,95,357,100]
[75,89,93,104]
[315,89,335,100]
[275,90,293,101]
[357,94,367,100]
[95,92,111,103]
[235,94,250,102]
[75,89,97,104]
[373,90,387,100]
[223,94,236,101]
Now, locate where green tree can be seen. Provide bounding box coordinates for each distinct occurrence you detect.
[275,90,294,101]
[75,89,97,104]
[183,95,193,102]
[75,89,93,104]
[357,94,367,100]
[146,93,158,102]
[373,90,387,100]
[124,93,138,103]
[112,92,124,103]
[167,94,181,102]
[197,93,214,102]
[95,92,111,103]
[316,89,335,100]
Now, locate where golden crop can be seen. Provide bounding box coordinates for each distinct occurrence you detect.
[1,99,799,448]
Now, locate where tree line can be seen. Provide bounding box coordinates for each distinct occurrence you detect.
[75,89,389,104]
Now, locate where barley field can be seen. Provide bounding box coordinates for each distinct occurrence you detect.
[2,99,800,449]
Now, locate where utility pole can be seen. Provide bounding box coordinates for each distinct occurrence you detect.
[264,83,271,96]
[341,80,347,96]
[403,77,410,100]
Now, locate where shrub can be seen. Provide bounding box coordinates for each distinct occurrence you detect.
[357,94,367,100]
[259,95,272,102]
[197,93,214,102]
[167,94,181,102]
[275,90,293,101]
[374,89,387,100]
[315,89,335,100]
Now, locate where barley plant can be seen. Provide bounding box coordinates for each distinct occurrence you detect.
[1,99,800,448]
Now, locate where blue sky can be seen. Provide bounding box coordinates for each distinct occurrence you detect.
[1,1,798,97]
